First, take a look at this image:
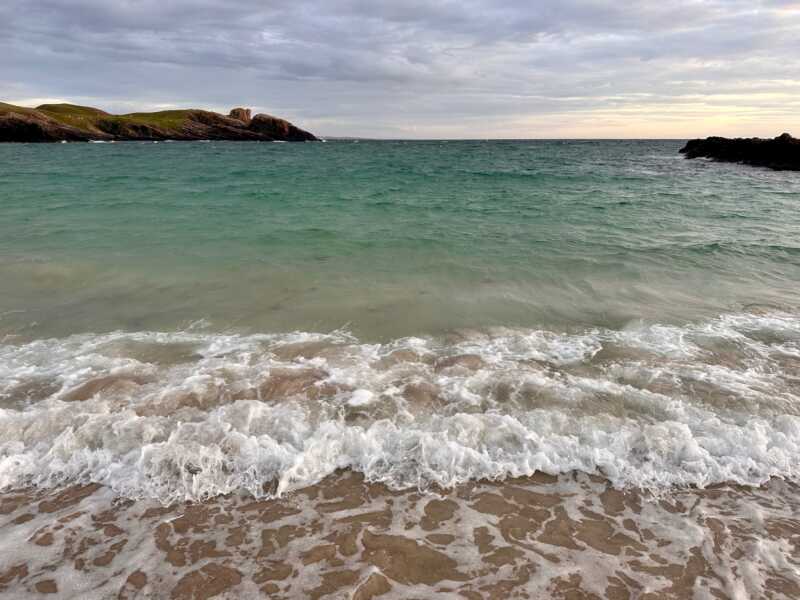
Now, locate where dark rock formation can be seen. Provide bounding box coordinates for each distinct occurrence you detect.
[680,133,799,171]
[249,113,318,141]
[228,108,252,125]
[0,103,317,142]
[93,119,169,141]
[0,110,101,142]
[178,110,266,141]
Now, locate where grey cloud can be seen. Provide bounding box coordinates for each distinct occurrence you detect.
[1,0,798,137]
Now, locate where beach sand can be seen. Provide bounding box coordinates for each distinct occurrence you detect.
[2,471,799,599]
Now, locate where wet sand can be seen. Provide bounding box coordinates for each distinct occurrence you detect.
[1,471,799,599]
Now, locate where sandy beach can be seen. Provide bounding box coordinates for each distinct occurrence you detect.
[2,471,799,599]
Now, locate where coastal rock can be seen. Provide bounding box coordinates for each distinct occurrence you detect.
[94,119,170,141]
[0,102,317,142]
[0,109,102,142]
[249,113,318,141]
[680,133,800,171]
[179,110,266,141]
[228,107,252,125]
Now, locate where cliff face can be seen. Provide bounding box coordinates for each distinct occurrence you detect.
[248,114,318,141]
[0,103,317,142]
[680,133,799,171]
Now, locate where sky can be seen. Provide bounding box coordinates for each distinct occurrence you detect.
[2,0,799,138]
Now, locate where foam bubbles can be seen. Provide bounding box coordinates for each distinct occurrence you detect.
[1,310,800,502]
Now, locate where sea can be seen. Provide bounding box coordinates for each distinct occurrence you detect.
[1,140,799,598]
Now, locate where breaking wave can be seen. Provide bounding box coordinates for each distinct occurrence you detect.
[1,309,800,503]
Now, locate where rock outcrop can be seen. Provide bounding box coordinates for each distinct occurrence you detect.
[248,113,317,141]
[680,133,799,171]
[0,103,317,142]
[0,107,102,142]
[228,108,252,125]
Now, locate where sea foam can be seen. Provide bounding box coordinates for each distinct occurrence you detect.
[1,310,799,503]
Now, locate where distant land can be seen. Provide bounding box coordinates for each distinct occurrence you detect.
[681,133,799,171]
[0,103,317,142]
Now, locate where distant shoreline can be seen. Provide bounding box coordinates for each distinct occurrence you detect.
[0,102,317,143]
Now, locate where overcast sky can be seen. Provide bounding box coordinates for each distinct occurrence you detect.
[2,0,799,138]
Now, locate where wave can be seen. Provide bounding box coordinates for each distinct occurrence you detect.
[1,310,800,503]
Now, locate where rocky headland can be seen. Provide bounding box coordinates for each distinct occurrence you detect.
[0,103,317,142]
[680,133,799,171]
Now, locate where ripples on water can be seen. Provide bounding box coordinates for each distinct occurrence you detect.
[1,140,799,339]
[2,140,800,597]
[1,140,800,492]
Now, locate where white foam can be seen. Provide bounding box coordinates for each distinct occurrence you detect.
[348,389,376,407]
[1,310,800,502]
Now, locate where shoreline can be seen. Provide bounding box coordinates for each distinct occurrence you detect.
[2,470,799,599]
[0,103,317,143]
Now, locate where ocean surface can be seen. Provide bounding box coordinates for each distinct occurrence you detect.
[1,140,800,503]
[3,140,800,599]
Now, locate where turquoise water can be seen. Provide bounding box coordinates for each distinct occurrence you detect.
[2,140,798,340]
[2,140,800,502]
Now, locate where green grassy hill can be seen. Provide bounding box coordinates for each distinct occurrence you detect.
[0,102,317,142]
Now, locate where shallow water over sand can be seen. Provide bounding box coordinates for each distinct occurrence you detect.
[2,472,800,599]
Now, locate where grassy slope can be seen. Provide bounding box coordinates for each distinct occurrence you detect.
[0,102,39,116]
[108,110,194,131]
[36,104,110,132]
[1,103,195,134]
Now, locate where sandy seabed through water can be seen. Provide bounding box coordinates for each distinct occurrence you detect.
[1,470,799,600]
